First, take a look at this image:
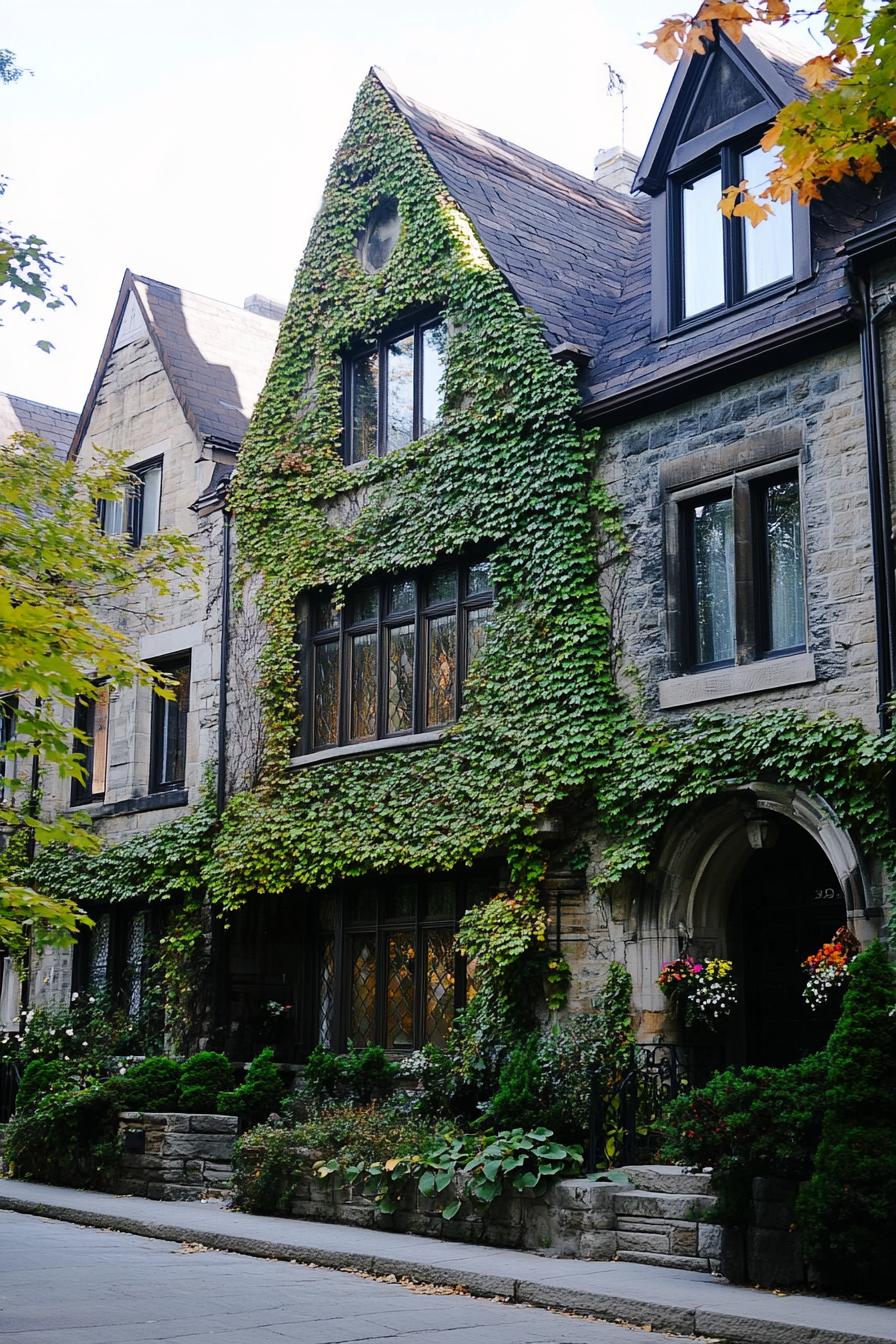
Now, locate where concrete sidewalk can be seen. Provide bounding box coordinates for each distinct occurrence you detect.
[0,1179,892,1344]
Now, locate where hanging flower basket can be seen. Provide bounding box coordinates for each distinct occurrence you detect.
[801,926,860,1010]
[658,956,738,1029]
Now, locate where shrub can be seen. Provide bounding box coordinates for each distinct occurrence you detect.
[218,1047,286,1126]
[484,1035,543,1130]
[5,1082,121,1188]
[119,1055,183,1112]
[15,1059,77,1115]
[662,1053,828,1222]
[232,1103,432,1215]
[178,1052,233,1114]
[302,1043,398,1107]
[797,941,896,1297]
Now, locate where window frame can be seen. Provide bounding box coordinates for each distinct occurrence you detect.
[70,684,111,807]
[316,872,494,1054]
[668,137,802,331]
[661,433,807,677]
[300,560,494,756]
[97,456,163,546]
[148,654,191,793]
[342,313,447,465]
[0,695,16,810]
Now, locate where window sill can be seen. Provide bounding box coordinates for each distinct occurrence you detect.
[291,730,445,768]
[658,652,816,710]
[68,788,189,820]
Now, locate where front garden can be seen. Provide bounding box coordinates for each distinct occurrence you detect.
[2,945,894,1298]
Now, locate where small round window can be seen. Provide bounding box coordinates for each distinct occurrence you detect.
[356,200,402,274]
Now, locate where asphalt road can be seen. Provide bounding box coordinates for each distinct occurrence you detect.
[0,1209,684,1343]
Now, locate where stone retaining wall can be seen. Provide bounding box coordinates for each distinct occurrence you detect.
[114,1112,237,1201]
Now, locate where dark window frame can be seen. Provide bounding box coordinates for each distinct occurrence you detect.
[149,654,191,793]
[300,559,494,755]
[666,458,806,675]
[316,872,495,1054]
[342,313,447,464]
[0,695,16,811]
[97,455,163,546]
[73,905,161,1021]
[70,684,110,807]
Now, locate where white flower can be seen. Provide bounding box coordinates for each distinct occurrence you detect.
[65,1028,74,1037]
[71,992,79,1002]
[82,1041,88,1048]
[118,1066,127,1075]
[31,1047,38,1054]
[48,1028,56,1036]
[88,997,95,1005]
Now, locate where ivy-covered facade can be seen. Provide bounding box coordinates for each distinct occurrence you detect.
[25,27,896,1070]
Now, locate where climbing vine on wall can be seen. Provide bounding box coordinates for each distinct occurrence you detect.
[204,72,896,920]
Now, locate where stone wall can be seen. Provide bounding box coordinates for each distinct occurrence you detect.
[114,1111,237,1201]
[599,342,876,729]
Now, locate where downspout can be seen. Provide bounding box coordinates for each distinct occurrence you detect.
[216,506,232,816]
[856,272,896,734]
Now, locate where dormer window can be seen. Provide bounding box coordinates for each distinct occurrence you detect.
[636,33,813,340]
[678,142,794,322]
[344,317,447,464]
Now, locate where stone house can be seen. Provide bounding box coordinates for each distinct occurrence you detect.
[202,25,896,1075]
[12,25,896,1078]
[19,272,281,1018]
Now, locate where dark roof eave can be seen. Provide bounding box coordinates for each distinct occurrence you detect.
[581,305,857,427]
[844,218,896,264]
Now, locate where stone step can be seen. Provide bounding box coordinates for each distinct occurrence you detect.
[616,1164,713,1196]
[615,1249,713,1273]
[611,1188,717,1222]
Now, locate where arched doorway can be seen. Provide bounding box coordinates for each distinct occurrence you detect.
[726,817,846,1066]
[636,783,875,1070]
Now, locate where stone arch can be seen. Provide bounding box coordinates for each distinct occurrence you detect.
[628,782,876,1033]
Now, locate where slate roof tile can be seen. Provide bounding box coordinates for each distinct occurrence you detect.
[0,392,77,459]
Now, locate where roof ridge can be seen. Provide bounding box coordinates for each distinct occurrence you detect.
[0,389,77,418]
[130,273,283,323]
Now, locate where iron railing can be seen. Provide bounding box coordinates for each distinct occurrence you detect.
[586,1043,691,1171]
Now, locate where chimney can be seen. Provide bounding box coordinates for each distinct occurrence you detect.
[243,294,287,321]
[593,146,640,195]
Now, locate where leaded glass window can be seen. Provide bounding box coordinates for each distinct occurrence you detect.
[760,474,805,654]
[89,913,111,987]
[345,317,447,464]
[301,559,493,753]
[688,495,735,667]
[324,875,488,1052]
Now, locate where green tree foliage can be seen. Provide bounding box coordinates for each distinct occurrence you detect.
[797,942,896,1296]
[117,1056,183,1113]
[0,432,200,963]
[648,3,896,214]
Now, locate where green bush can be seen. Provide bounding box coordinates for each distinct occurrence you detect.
[484,1035,542,1130]
[797,942,896,1297]
[15,1059,77,1115]
[5,1082,121,1188]
[218,1047,286,1126]
[232,1103,432,1215]
[662,1053,828,1222]
[178,1052,233,1114]
[119,1055,183,1112]
[302,1043,398,1107]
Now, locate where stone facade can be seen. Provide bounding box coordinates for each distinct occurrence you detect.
[115,1111,237,1202]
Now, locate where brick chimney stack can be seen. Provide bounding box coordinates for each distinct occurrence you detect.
[243,294,287,321]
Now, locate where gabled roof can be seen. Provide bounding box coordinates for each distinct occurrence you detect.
[71,271,282,458]
[374,68,647,361]
[0,392,77,460]
[634,25,811,195]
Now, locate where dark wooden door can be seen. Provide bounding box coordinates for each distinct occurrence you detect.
[729,824,846,1067]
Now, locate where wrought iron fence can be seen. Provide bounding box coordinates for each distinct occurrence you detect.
[0,1060,20,1123]
[586,1043,692,1171]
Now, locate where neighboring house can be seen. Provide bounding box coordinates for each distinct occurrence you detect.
[211,35,896,1074]
[29,273,281,1014]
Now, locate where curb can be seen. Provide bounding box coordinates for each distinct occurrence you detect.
[0,1193,891,1344]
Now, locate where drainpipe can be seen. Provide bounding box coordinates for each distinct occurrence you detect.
[216,507,232,816]
[856,273,896,734]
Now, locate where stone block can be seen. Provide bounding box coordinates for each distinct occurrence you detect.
[161,1135,236,1161]
[111,1178,148,1197]
[697,1222,723,1258]
[549,1180,615,1213]
[142,1113,191,1132]
[616,1230,670,1254]
[669,1224,698,1256]
[577,1231,618,1260]
[155,1184,207,1202]
[189,1114,238,1134]
[746,1226,806,1288]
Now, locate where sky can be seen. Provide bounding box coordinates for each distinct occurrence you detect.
[0,0,689,412]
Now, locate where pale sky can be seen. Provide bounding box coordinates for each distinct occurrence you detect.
[1,0,685,412]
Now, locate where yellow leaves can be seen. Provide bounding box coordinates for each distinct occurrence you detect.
[798,54,839,91]
[644,15,711,64]
[719,182,774,225]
